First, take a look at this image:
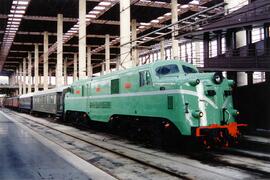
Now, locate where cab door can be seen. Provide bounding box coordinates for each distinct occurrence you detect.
[137,69,154,115]
[138,69,153,92]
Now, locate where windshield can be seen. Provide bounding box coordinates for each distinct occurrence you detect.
[182,65,198,74]
[155,64,180,76]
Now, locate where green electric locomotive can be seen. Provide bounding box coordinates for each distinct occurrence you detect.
[64,60,246,146]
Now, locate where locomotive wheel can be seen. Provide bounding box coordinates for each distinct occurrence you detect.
[151,122,164,146]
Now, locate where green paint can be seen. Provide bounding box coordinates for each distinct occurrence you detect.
[64,60,238,136]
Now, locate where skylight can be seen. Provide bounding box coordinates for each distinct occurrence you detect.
[0,0,30,64]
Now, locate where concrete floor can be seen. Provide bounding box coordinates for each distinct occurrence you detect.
[0,113,90,180]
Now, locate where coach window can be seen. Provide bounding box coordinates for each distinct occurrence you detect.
[139,70,152,87]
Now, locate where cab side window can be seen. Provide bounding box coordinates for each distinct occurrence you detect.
[139,70,152,87]
[182,65,198,74]
[111,79,120,94]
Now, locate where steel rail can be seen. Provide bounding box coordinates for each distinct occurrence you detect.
[10,111,193,180]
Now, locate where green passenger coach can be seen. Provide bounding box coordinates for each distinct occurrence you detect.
[64,60,246,146]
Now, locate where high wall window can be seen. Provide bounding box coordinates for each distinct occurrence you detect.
[252,27,264,43]
[222,37,226,54]
[209,39,217,58]
[180,44,186,61]
[139,40,204,67]
[165,48,171,59]
[253,72,265,84]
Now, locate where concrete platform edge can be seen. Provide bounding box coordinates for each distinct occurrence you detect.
[0,111,116,180]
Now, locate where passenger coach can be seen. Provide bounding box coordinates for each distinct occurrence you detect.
[32,86,68,117]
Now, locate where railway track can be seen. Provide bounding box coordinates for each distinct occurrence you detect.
[2,110,193,180]
[3,109,270,180]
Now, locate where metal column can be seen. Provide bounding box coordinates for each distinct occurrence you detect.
[56,14,63,87]
[160,39,165,60]
[27,52,32,93]
[34,44,39,92]
[215,31,222,56]
[131,19,138,66]
[87,46,92,77]
[120,0,131,68]
[171,0,179,59]
[49,68,52,86]
[203,32,210,60]
[247,72,253,85]
[43,31,49,90]
[23,58,26,94]
[19,64,22,95]
[79,0,86,79]
[105,34,110,74]
[64,57,67,85]
[73,53,78,82]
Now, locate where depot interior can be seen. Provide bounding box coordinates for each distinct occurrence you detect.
[0,0,269,131]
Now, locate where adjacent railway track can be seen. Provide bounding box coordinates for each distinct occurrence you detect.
[3,109,270,180]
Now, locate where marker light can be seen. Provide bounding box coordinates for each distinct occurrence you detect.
[189,79,200,86]
[232,109,240,117]
[192,110,203,118]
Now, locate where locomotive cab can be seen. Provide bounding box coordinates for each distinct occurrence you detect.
[152,60,247,146]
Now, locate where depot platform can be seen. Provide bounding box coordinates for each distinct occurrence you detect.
[0,111,115,180]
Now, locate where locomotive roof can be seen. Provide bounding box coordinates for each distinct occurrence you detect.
[72,60,197,84]
[99,59,198,77]
[33,86,70,96]
[20,93,35,98]
[6,96,19,99]
[19,86,70,98]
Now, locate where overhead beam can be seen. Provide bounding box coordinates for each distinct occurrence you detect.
[86,0,173,9]
[9,50,118,56]
[0,14,120,25]
[6,57,102,63]
[0,0,31,71]
[12,42,119,48]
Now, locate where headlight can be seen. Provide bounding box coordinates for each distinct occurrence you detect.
[213,72,224,84]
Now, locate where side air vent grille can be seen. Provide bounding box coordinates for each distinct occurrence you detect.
[168,96,173,109]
